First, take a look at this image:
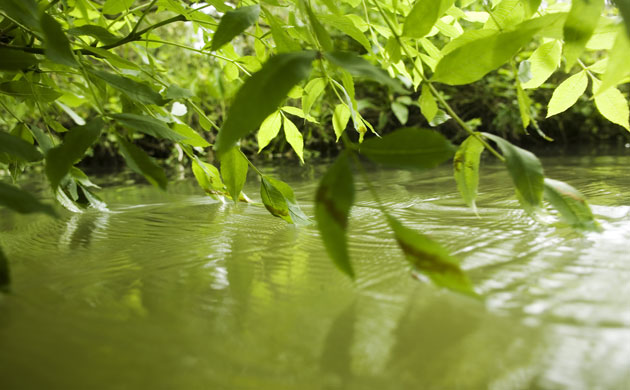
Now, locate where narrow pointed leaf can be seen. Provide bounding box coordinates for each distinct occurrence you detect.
[546,70,588,117]
[317,14,371,51]
[304,3,333,51]
[215,51,317,156]
[45,119,103,189]
[282,116,304,163]
[324,51,405,93]
[211,5,260,51]
[302,77,327,117]
[0,182,56,216]
[544,178,600,231]
[482,133,544,210]
[257,111,282,152]
[0,80,61,102]
[112,113,185,142]
[315,152,355,278]
[68,25,119,45]
[0,131,43,162]
[117,138,167,190]
[562,0,604,70]
[332,104,351,141]
[90,69,167,106]
[360,127,455,169]
[41,13,77,67]
[594,85,630,131]
[453,135,484,212]
[220,147,248,202]
[522,40,562,89]
[0,48,38,70]
[403,0,455,38]
[387,216,476,296]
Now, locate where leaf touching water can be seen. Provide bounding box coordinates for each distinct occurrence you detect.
[387,216,477,297]
[260,176,310,225]
[453,135,484,212]
[220,147,248,202]
[210,5,260,51]
[360,127,455,169]
[544,178,600,231]
[315,152,355,278]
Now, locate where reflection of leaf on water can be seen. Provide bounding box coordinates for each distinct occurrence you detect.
[320,301,355,382]
[0,246,10,292]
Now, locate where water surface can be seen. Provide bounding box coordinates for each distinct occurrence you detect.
[1,155,629,390]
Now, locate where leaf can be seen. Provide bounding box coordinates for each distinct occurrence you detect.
[315,152,355,278]
[264,8,301,52]
[360,127,455,169]
[112,113,186,142]
[387,215,476,296]
[260,176,310,224]
[210,5,260,51]
[220,147,248,202]
[45,119,103,189]
[0,182,56,216]
[102,0,135,15]
[419,83,438,122]
[192,158,227,197]
[546,70,588,117]
[171,124,210,147]
[391,101,409,125]
[332,104,351,140]
[164,84,194,100]
[522,40,562,89]
[280,106,318,123]
[0,80,62,102]
[453,135,484,212]
[317,13,371,51]
[117,138,168,190]
[562,0,604,70]
[0,0,40,31]
[544,178,600,231]
[482,133,544,210]
[41,13,77,67]
[594,84,630,131]
[214,51,317,156]
[302,77,327,117]
[618,0,630,38]
[324,51,406,93]
[0,246,9,292]
[90,69,167,106]
[0,48,38,70]
[516,84,531,129]
[403,0,455,38]
[67,25,119,45]
[257,111,282,152]
[0,131,43,162]
[304,2,333,51]
[282,115,304,163]
[596,29,630,95]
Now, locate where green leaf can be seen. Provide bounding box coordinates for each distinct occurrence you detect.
[332,104,351,141]
[419,83,438,122]
[112,113,186,142]
[302,77,327,117]
[45,119,103,189]
[596,29,630,95]
[220,147,248,202]
[482,133,544,210]
[391,101,409,125]
[164,85,194,100]
[544,178,600,231]
[0,131,43,162]
[171,124,210,147]
[67,25,120,45]
[0,182,56,216]
[618,0,630,38]
[0,246,9,292]
[594,84,630,131]
[315,152,355,278]
[0,80,61,102]
[257,111,282,152]
[324,51,406,93]
[280,106,318,123]
[192,158,227,197]
[0,0,40,31]
[317,13,371,51]
[210,5,260,51]
[282,115,304,163]
[102,0,135,15]
[90,69,167,106]
[387,215,476,297]
[264,8,301,52]
[360,127,456,169]
[403,0,455,38]
[516,84,531,129]
[562,0,604,70]
[546,70,588,117]
[117,137,168,190]
[214,51,317,156]
[304,2,333,51]
[521,40,562,89]
[453,135,484,212]
[41,13,77,67]
[260,177,291,223]
[0,48,38,70]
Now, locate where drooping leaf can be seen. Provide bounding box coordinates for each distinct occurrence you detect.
[403,0,455,38]
[0,182,56,216]
[0,246,9,292]
[192,158,227,197]
[45,119,103,189]
[260,176,290,223]
[562,0,604,70]
[482,133,544,210]
[419,83,438,122]
[112,113,186,142]
[0,48,38,70]
[0,80,61,102]
[516,84,531,129]
[594,84,630,131]
[90,69,167,106]
[214,51,317,156]
[67,25,119,45]
[317,13,371,51]
[546,70,588,117]
[220,147,248,202]
[324,51,405,93]
[522,40,562,89]
[596,29,630,95]
[360,127,455,169]
[315,152,355,278]
[391,102,409,125]
[453,135,484,212]
[41,13,77,67]
[257,111,282,152]
[387,215,476,296]
[211,5,260,51]
[0,131,43,162]
[117,137,168,190]
[171,124,210,147]
[102,0,135,15]
[304,2,333,51]
[302,77,327,117]
[544,178,600,231]
[332,104,351,141]
[283,115,304,163]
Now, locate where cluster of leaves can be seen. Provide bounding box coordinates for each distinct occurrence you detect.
[1,0,628,295]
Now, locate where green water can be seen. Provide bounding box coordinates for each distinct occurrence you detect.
[1,155,629,390]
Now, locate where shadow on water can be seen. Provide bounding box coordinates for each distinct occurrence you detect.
[0,156,629,389]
